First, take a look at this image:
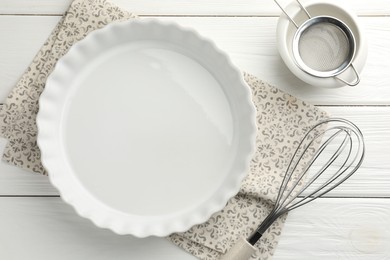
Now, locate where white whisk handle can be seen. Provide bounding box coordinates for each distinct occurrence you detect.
[220,237,256,260]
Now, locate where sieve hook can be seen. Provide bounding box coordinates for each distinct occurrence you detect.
[335,64,361,86]
[274,0,311,28]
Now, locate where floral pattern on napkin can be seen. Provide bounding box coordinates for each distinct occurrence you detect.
[0,0,329,259]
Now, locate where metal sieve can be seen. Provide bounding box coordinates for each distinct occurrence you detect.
[275,0,360,86]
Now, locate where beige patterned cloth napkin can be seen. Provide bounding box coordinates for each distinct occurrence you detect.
[0,0,328,259]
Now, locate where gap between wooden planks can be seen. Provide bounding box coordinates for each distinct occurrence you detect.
[0,0,389,16]
[0,16,389,105]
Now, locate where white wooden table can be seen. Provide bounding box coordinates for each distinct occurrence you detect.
[0,0,389,259]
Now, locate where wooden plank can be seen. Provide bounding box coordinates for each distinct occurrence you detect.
[273,198,390,259]
[0,197,388,259]
[1,106,389,197]
[305,106,390,197]
[0,16,389,105]
[0,197,195,259]
[0,0,389,16]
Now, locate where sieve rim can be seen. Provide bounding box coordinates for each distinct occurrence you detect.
[292,16,356,78]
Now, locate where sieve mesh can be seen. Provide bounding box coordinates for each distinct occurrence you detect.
[298,22,350,72]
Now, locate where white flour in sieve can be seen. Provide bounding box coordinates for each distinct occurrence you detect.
[298,22,350,72]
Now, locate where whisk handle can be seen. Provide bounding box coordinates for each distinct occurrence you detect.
[220,237,256,260]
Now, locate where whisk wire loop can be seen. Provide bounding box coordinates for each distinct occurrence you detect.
[286,128,353,210]
[247,118,365,246]
[274,124,344,212]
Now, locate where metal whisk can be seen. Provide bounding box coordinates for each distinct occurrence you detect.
[221,118,365,260]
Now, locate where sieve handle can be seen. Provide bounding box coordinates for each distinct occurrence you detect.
[274,0,311,28]
[335,64,361,86]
